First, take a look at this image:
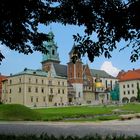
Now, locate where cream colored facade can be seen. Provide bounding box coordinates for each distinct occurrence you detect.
[119,80,140,103]
[92,77,118,91]
[83,92,95,104]
[2,73,68,107]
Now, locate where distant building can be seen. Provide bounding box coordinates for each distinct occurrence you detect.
[118,69,140,103]
[0,74,7,102]
[2,31,118,107]
[2,68,68,107]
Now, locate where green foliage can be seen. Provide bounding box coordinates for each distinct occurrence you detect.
[0,134,140,140]
[137,85,140,102]
[0,104,41,121]
[0,0,140,62]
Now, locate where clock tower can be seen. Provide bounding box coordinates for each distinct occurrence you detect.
[41,31,60,72]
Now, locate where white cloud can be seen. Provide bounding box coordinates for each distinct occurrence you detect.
[100,61,120,77]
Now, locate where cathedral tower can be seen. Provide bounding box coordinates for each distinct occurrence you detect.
[41,31,60,71]
[67,45,83,103]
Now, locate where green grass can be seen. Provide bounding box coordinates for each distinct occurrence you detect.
[121,103,140,113]
[0,104,41,121]
[0,103,140,122]
[35,105,118,121]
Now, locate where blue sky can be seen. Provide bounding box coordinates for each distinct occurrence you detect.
[0,23,139,76]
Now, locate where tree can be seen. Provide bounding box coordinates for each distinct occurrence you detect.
[137,83,140,102]
[0,0,140,63]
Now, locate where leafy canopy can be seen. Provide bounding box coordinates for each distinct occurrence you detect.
[0,0,140,62]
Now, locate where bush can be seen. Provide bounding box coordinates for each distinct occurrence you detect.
[0,134,140,140]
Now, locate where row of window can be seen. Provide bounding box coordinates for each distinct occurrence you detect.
[49,88,65,94]
[123,90,135,95]
[9,79,66,86]
[123,84,134,88]
[30,96,46,103]
[9,87,65,94]
[123,83,139,88]
[8,96,63,104]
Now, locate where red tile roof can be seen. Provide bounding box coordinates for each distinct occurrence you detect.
[118,69,140,82]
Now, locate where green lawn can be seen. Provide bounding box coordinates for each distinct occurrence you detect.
[0,103,140,121]
[35,105,117,121]
[0,104,41,121]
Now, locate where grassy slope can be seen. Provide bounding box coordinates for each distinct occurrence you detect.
[0,104,41,121]
[0,103,140,121]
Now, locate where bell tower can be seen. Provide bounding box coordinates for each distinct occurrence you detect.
[41,31,60,72]
[67,45,83,104]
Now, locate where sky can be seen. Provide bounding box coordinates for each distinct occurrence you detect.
[0,23,139,77]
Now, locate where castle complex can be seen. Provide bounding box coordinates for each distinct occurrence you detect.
[1,32,118,107]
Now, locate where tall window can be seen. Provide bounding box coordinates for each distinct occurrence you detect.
[127,84,129,88]
[50,88,53,93]
[58,81,60,85]
[19,87,21,93]
[31,96,33,102]
[58,89,60,94]
[35,87,38,93]
[29,78,31,83]
[41,88,44,93]
[62,82,65,86]
[137,82,139,88]
[123,85,125,88]
[10,80,12,85]
[9,97,11,102]
[28,87,31,92]
[49,95,53,102]
[19,78,21,83]
[106,80,108,88]
[62,89,65,94]
[9,89,12,94]
[110,80,112,90]
[132,90,134,94]
[52,49,55,55]
[42,79,44,84]
[36,79,38,84]
[79,92,81,97]
[36,97,38,102]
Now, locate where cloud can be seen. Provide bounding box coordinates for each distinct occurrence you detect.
[100,61,120,77]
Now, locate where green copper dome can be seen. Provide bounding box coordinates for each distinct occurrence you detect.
[42,31,60,63]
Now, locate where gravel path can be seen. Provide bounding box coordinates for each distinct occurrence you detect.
[0,119,140,137]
